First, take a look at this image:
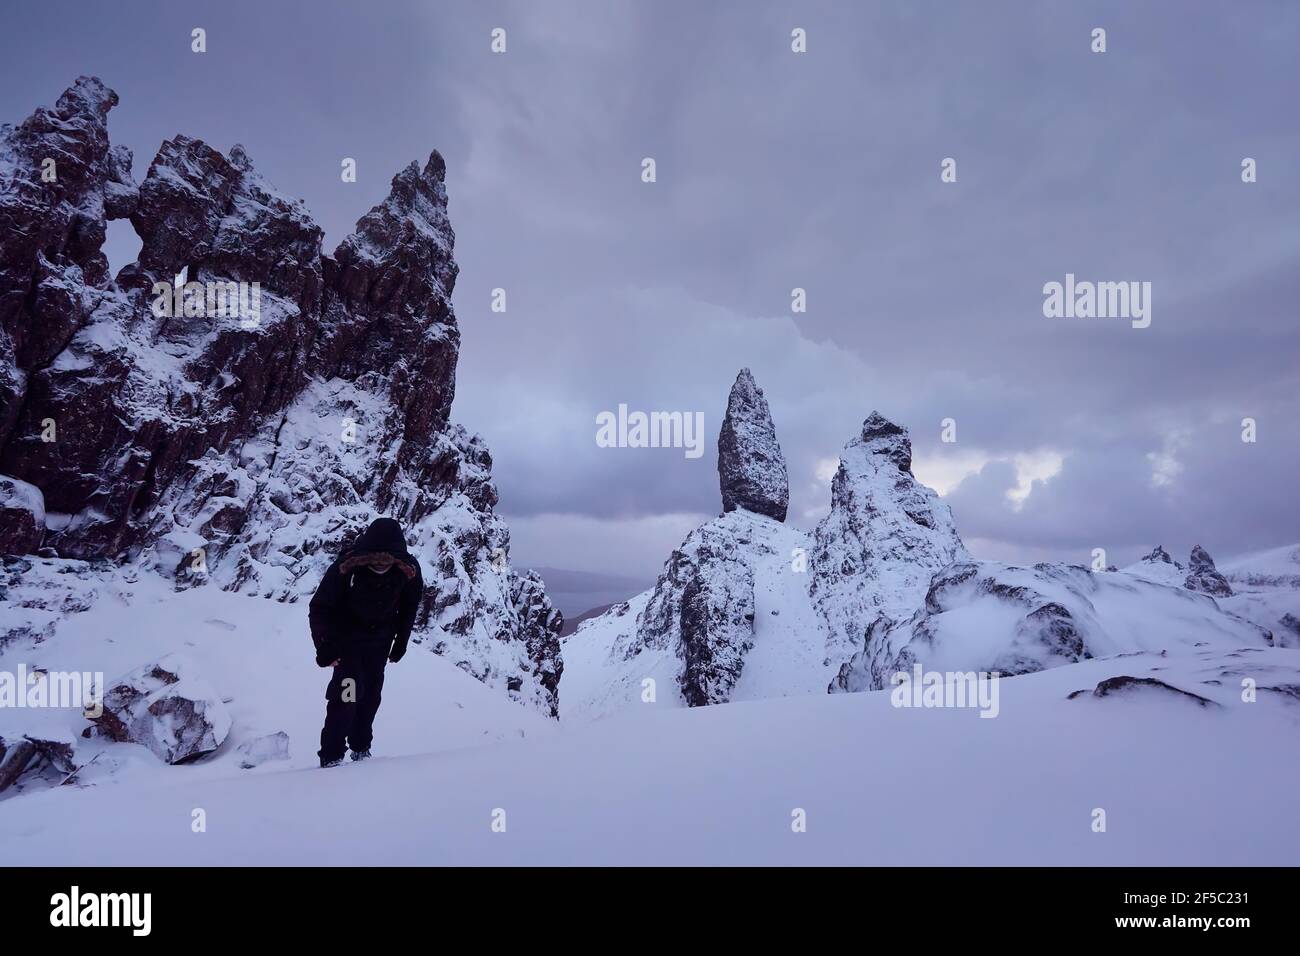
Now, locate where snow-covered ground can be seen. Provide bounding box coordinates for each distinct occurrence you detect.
[4,548,1300,865]
[2,632,1297,864]
[0,564,551,800]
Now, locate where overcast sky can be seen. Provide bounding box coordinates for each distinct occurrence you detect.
[3,0,1297,581]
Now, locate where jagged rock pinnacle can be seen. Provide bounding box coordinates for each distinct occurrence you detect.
[717,368,789,522]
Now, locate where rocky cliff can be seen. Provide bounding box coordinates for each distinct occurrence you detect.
[0,78,562,715]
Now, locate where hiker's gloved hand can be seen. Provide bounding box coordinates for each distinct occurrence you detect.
[316,648,341,668]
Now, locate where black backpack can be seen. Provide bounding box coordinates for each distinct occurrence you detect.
[343,563,406,631]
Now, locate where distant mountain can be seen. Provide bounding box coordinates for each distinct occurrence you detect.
[530,567,648,624]
[559,603,619,637]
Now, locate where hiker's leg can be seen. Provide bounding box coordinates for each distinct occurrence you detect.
[318,656,360,764]
[347,646,388,753]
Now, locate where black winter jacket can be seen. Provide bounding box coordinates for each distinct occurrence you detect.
[308,518,424,666]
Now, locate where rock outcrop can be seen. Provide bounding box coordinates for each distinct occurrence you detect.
[1184,544,1232,597]
[1142,545,1181,568]
[0,78,562,716]
[0,732,77,794]
[562,387,1288,715]
[810,411,968,665]
[625,368,799,707]
[0,476,43,554]
[634,510,763,706]
[717,368,788,521]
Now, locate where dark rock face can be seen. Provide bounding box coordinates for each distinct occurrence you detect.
[1185,545,1232,597]
[0,78,561,716]
[0,476,43,554]
[632,510,766,706]
[717,368,788,522]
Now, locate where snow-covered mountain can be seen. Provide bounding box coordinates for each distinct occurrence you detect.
[0,78,561,715]
[562,368,1296,716]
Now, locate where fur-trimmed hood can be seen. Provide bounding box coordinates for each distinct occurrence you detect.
[341,518,417,579]
[340,550,418,580]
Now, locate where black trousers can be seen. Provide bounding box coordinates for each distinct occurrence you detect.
[319,642,390,764]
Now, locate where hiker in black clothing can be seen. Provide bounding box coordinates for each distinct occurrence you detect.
[309,517,423,768]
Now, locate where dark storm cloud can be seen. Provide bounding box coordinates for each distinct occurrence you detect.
[2,0,1295,576]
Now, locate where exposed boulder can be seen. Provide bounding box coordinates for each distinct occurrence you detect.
[717,368,788,521]
[0,732,77,794]
[86,654,231,764]
[1185,544,1232,597]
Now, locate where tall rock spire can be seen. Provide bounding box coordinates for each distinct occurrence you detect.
[810,410,968,664]
[717,368,789,522]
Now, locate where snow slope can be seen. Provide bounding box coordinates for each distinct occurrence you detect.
[833,559,1274,692]
[3,643,1297,865]
[1216,545,1300,648]
[0,560,552,800]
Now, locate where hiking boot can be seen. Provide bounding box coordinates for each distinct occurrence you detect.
[349,749,372,762]
[320,756,345,769]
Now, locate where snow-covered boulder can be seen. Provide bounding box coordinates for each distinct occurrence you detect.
[810,411,968,665]
[0,477,45,555]
[831,560,1273,693]
[236,731,290,769]
[718,368,789,522]
[89,654,231,763]
[1184,544,1232,597]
